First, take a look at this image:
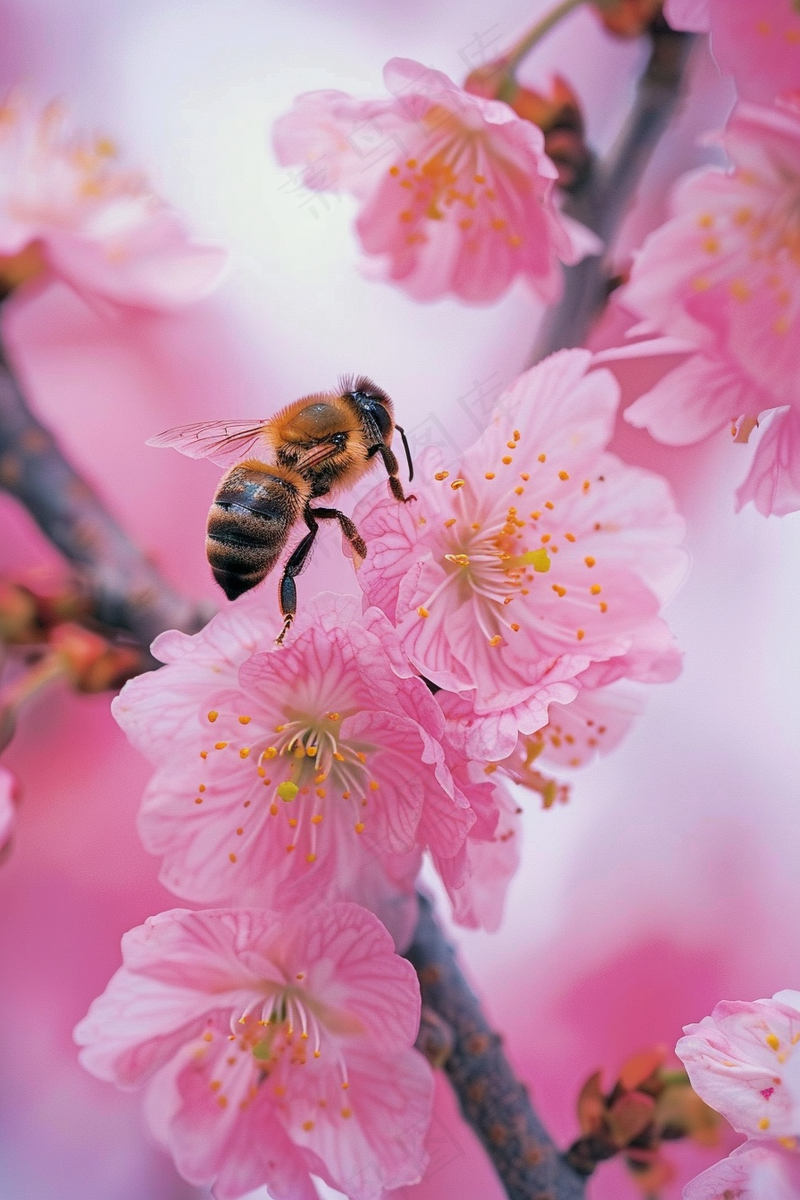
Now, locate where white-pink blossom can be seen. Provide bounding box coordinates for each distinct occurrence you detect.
[273,58,597,305]
[677,990,800,1139]
[0,93,225,307]
[684,1140,800,1200]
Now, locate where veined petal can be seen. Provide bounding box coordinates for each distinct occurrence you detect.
[677,994,800,1137]
[76,905,433,1200]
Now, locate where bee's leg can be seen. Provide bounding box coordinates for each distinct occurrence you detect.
[311,507,368,562]
[275,509,319,645]
[366,443,416,504]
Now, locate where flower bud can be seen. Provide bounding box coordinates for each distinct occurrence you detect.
[0,581,39,643]
[591,0,664,38]
[0,240,48,291]
[48,623,142,693]
[569,1047,719,1184]
[463,55,516,101]
[515,78,591,191]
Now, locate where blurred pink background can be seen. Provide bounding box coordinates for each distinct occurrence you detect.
[1,2,798,1198]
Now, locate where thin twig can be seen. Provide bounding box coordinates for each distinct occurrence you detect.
[532,21,695,361]
[406,894,587,1200]
[0,327,211,646]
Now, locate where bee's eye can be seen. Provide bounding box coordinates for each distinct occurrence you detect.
[356,395,392,439]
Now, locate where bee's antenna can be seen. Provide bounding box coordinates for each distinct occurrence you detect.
[395,424,414,483]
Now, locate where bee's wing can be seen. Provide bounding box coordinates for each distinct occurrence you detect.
[146,420,270,468]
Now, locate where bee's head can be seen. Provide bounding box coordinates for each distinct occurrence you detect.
[339,375,393,440]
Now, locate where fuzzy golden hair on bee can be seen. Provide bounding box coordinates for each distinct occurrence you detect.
[337,374,393,409]
[237,458,311,498]
[263,392,362,456]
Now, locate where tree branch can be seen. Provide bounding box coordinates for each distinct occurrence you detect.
[406,894,587,1200]
[0,326,211,646]
[533,20,695,361]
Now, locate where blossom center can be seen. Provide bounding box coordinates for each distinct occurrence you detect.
[415,451,605,646]
[232,986,330,1068]
[259,710,374,808]
[388,119,524,248]
[202,703,381,862]
[196,985,359,1118]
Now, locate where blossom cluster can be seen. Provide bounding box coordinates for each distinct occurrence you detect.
[271,9,800,515]
[677,989,800,1197]
[3,4,797,1199]
[75,348,686,1198]
[606,1,800,515]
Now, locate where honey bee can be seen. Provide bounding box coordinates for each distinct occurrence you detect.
[148,377,414,642]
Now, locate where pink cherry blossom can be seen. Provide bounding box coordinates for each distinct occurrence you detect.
[676,990,800,1138]
[0,93,226,308]
[272,58,597,305]
[75,903,433,1200]
[112,592,475,939]
[353,350,685,761]
[0,765,16,859]
[526,679,644,770]
[619,101,800,515]
[495,680,643,806]
[684,1140,800,1200]
[664,0,800,104]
